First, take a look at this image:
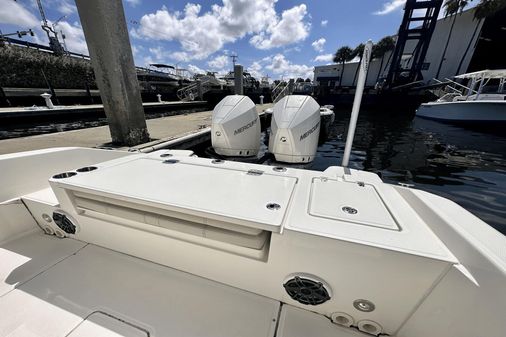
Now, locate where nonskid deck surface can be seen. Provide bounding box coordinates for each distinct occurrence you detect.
[0,232,360,337]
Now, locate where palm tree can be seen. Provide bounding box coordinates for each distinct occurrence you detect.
[444,0,469,16]
[372,36,396,83]
[333,46,353,87]
[441,0,505,77]
[474,0,506,18]
[445,0,506,18]
[351,43,365,87]
[435,0,469,78]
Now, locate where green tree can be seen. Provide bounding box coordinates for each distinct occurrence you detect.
[437,0,505,78]
[333,46,353,87]
[305,78,311,82]
[444,0,506,18]
[296,77,304,83]
[351,43,365,86]
[372,36,396,82]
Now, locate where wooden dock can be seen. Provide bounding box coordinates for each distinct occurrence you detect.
[0,100,208,121]
[0,104,273,155]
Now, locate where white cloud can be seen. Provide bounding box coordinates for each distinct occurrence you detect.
[266,54,313,79]
[374,0,406,15]
[250,4,310,50]
[248,61,264,79]
[208,54,229,69]
[321,20,328,27]
[148,46,165,61]
[187,64,206,75]
[0,0,39,27]
[311,37,326,52]
[170,51,191,62]
[313,53,333,63]
[131,45,143,56]
[55,21,88,55]
[132,1,309,61]
[126,0,141,7]
[56,0,77,15]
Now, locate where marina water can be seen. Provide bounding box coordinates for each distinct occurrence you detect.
[310,108,506,235]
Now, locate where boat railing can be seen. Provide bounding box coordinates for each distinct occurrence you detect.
[431,78,478,99]
[176,79,212,101]
[436,92,460,102]
[272,80,295,103]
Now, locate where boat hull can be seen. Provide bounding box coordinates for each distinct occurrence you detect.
[416,100,506,124]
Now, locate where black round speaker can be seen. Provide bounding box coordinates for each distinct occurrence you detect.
[283,276,331,305]
[52,212,76,234]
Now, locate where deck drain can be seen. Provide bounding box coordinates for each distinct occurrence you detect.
[212,159,224,164]
[160,153,173,158]
[266,203,281,210]
[162,159,179,164]
[342,206,358,215]
[273,166,287,172]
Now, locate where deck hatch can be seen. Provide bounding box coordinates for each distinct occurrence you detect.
[309,178,399,230]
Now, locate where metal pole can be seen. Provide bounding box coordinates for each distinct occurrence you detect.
[342,40,373,167]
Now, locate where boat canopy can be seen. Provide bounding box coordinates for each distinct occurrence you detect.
[150,63,175,69]
[455,69,506,79]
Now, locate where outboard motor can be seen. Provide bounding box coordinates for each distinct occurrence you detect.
[268,95,321,163]
[211,95,261,157]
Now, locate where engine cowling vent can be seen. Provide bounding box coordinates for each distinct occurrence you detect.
[52,212,76,234]
[283,275,331,305]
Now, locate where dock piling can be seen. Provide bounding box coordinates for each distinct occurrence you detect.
[75,0,149,146]
[234,65,244,95]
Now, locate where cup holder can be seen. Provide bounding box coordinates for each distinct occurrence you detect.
[52,172,77,179]
[76,166,98,173]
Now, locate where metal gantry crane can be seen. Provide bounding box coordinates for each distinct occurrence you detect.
[35,0,65,55]
[385,0,443,87]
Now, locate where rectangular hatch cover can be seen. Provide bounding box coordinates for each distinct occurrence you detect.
[309,178,399,230]
[54,158,297,233]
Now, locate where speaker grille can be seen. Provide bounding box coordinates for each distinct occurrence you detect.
[283,276,330,305]
[52,212,76,234]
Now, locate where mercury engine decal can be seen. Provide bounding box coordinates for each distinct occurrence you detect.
[300,121,320,141]
[234,117,258,135]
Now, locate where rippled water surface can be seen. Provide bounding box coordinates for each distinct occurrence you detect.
[309,108,506,235]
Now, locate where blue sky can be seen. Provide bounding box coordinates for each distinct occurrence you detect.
[1,0,417,79]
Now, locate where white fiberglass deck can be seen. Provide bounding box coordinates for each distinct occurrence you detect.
[0,232,364,337]
[0,232,280,337]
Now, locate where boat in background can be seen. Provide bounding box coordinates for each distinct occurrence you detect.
[416,70,506,124]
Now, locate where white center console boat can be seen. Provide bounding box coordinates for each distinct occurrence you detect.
[416,69,506,124]
[1,146,505,337]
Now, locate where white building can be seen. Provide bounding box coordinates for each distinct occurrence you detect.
[314,7,491,88]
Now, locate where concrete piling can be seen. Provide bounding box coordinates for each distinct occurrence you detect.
[234,65,244,95]
[75,0,149,146]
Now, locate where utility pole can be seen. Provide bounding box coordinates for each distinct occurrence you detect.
[230,54,238,68]
[75,0,150,146]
